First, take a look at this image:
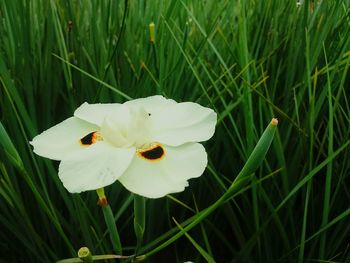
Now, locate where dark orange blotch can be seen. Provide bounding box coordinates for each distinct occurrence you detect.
[139,144,165,161]
[80,132,97,146]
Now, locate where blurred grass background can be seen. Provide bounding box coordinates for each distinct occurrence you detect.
[1,0,350,262]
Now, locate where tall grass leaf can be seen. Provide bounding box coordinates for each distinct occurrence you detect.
[0,123,23,169]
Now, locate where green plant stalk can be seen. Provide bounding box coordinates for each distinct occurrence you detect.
[133,194,146,255]
[319,44,334,259]
[57,254,134,263]
[97,189,122,255]
[238,0,255,154]
[148,21,160,93]
[102,204,122,255]
[141,118,278,259]
[77,247,93,263]
[299,29,314,263]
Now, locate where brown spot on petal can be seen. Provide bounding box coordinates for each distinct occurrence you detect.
[137,143,165,162]
[80,131,99,146]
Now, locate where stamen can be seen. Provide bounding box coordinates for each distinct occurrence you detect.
[137,143,165,161]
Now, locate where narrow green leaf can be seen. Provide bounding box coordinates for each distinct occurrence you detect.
[173,217,215,263]
[0,122,23,169]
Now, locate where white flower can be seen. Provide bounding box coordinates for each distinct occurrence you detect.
[30,95,217,198]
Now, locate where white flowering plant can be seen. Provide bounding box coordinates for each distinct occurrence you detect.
[29,95,277,262]
[30,95,219,260]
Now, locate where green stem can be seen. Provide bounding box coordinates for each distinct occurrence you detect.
[133,194,146,255]
[102,204,122,255]
[97,189,122,255]
[78,247,93,263]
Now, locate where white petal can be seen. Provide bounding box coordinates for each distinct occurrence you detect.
[118,143,207,198]
[150,102,217,146]
[124,95,176,113]
[30,117,99,161]
[59,141,135,193]
[74,102,121,126]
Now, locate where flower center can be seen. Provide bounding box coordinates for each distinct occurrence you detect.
[100,105,152,148]
[78,105,159,158]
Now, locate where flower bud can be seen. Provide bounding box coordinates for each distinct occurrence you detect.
[149,22,155,44]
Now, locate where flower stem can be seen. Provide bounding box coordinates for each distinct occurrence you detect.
[97,188,122,255]
[133,194,146,255]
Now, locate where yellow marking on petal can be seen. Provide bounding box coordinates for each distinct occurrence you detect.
[79,131,102,146]
[137,143,165,162]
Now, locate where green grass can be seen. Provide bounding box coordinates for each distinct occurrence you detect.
[1,0,350,262]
